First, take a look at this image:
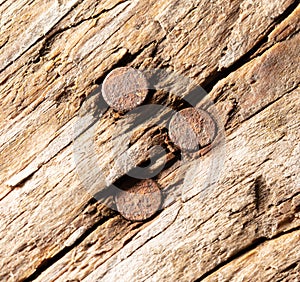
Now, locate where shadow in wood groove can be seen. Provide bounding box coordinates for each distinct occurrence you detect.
[0,0,85,74]
[253,175,270,212]
[204,0,300,95]
[94,40,158,86]
[0,1,299,281]
[194,226,300,282]
[22,210,117,282]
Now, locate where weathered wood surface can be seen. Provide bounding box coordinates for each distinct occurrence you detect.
[0,0,299,281]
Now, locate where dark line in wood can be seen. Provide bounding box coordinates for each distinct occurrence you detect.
[280,262,299,273]
[253,175,264,211]
[94,40,158,86]
[98,204,182,279]
[29,1,130,65]
[0,0,85,74]
[22,211,117,282]
[204,0,300,94]
[239,84,298,125]
[194,226,300,281]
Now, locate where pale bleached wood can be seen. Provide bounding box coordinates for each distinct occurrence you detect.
[203,230,300,281]
[0,0,299,281]
[75,88,300,282]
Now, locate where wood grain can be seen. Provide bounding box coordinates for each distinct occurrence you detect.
[0,0,299,281]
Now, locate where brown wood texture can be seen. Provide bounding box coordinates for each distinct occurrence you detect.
[0,0,299,281]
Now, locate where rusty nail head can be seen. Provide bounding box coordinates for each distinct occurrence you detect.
[168,107,216,151]
[115,179,162,221]
[102,67,148,112]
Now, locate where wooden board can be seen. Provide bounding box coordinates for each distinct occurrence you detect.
[0,0,299,281]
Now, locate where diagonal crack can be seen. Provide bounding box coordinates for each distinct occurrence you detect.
[194,226,300,281]
[0,0,84,74]
[238,85,299,127]
[96,203,183,280]
[22,206,118,282]
[30,0,131,63]
[1,1,299,281]
[203,0,300,93]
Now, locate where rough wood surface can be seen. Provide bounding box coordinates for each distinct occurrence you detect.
[0,0,299,281]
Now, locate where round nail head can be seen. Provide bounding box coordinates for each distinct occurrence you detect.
[168,108,216,151]
[102,67,148,112]
[115,179,162,221]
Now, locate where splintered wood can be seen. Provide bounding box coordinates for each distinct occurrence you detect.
[0,0,299,281]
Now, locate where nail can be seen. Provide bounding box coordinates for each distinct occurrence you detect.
[102,67,148,112]
[115,179,162,221]
[168,108,216,151]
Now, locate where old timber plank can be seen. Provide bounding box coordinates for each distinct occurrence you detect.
[0,0,299,281]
